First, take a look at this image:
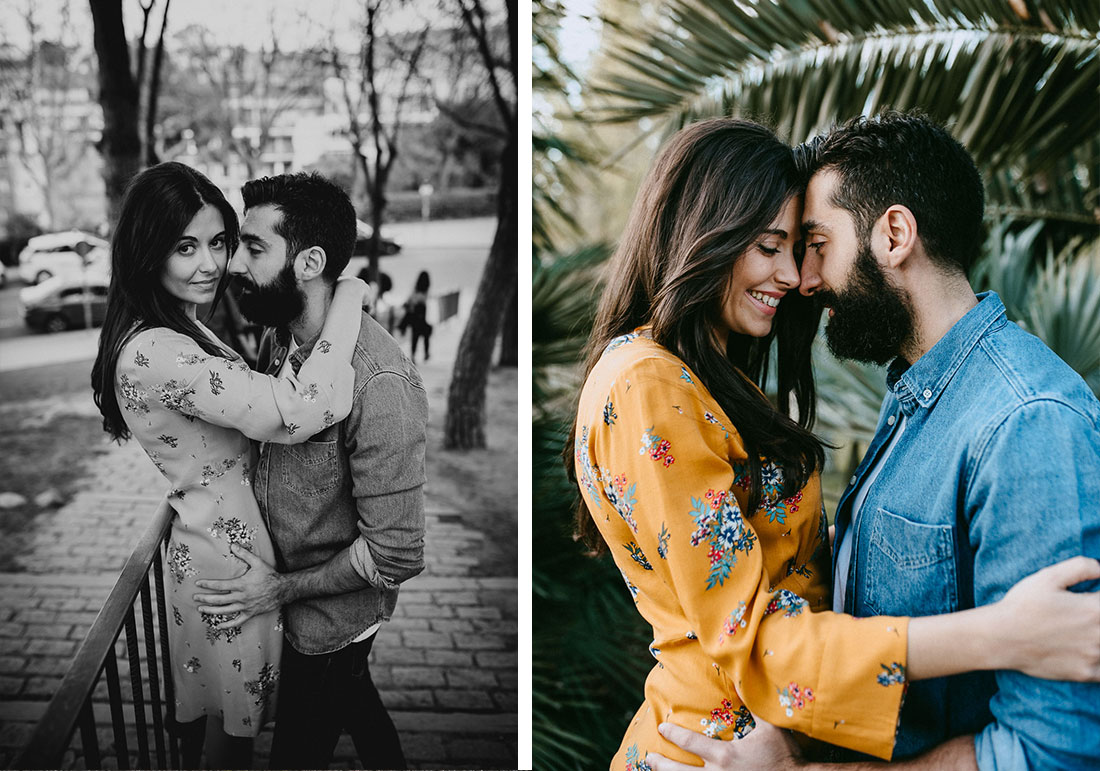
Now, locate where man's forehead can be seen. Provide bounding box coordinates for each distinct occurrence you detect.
[241,204,283,238]
[802,169,844,228]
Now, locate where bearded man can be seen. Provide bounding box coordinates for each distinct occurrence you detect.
[649,113,1100,770]
[193,172,428,769]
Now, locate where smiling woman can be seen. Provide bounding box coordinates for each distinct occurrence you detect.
[159,205,229,314]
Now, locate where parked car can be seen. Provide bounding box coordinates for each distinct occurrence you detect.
[20,273,109,333]
[344,220,401,279]
[18,231,108,285]
[354,220,401,257]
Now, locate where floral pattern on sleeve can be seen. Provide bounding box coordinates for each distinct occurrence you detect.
[574,335,911,763]
[118,327,354,444]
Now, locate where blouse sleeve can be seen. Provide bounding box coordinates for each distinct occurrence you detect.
[594,361,909,759]
[118,327,354,444]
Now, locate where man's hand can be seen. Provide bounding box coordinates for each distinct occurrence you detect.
[193,545,286,630]
[647,718,802,771]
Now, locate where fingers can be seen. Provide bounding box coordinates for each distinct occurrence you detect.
[198,602,246,615]
[229,544,260,566]
[1039,556,1100,589]
[215,612,250,630]
[657,722,716,759]
[192,592,242,605]
[645,751,696,771]
[193,579,236,591]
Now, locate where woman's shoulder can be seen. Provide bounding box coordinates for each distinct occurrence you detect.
[118,326,220,372]
[590,331,698,388]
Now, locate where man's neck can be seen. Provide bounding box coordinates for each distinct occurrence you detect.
[288,282,335,346]
[901,270,978,364]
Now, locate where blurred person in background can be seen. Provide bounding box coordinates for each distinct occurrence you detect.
[400,269,433,361]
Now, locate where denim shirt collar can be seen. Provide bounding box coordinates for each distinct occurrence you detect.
[885,291,1005,417]
[271,326,325,375]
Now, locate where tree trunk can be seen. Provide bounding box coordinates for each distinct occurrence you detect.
[498,285,517,367]
[143,0,170,166]
[443,133,516,449]
[89,0,141,227]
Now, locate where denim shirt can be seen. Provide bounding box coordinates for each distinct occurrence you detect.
[253,310,428,654]
[832,292,1100,769]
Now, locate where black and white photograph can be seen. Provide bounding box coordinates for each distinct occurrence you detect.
[0,0,517,767]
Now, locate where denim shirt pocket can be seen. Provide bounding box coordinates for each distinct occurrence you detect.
[280,438,343,497]
[864,509,957,616]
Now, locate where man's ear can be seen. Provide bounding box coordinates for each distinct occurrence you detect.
[874,205,918,269]
[294,246,327,281]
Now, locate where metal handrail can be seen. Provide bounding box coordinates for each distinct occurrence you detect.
[15,499,177,769]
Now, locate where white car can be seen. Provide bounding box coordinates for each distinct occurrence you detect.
[18,231,108,285]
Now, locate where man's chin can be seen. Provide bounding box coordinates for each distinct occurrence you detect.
[824,317,899,366]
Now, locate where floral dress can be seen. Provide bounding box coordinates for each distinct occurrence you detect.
[115,323,354,736]
[574,331,910,768]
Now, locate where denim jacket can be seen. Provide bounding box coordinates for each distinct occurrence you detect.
[832,292,1100,769]
[253,310,428,654]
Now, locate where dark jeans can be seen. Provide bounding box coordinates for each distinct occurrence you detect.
[268,635,406,769]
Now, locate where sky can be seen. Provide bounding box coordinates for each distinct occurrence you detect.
[0,0,439,53]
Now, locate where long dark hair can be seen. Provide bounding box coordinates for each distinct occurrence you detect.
[91,162,240,441]
[568,118,825,551]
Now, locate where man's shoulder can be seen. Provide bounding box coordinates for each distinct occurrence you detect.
[350,310,426,395]
[968,319,1099,420]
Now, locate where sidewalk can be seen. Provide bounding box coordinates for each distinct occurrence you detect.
[0,315,518,769]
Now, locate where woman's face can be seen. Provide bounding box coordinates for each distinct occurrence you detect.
[718,195,801,338]
[161,204,228,317]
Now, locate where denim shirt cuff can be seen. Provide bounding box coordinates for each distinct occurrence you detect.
[348,538,397,591]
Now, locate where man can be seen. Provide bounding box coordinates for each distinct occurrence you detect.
[193,172,428,769]
[649,113,1100,769]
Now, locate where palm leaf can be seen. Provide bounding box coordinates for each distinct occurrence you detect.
[592,0,1100,222]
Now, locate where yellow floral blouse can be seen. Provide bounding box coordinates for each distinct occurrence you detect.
[574,332,909,768]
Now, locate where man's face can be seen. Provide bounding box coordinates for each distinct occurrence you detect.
[801,170,914,365]
[228,204,304,327]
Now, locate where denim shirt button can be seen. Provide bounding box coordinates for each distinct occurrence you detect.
[887,415,896,426]
[922,388,932,399]
[849,475,857,486]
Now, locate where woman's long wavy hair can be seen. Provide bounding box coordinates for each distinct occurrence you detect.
[91,162,240,442]
[568,118,825,551]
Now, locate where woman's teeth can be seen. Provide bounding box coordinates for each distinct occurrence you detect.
[749,290,780,308]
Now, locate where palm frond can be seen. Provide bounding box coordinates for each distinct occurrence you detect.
[592,0,1100,222]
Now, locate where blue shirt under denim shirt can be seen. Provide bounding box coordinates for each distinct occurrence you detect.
[832,292,1100,769]
[253,310,428,654]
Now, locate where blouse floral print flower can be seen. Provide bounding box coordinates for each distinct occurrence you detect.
[574,331,909,769]
[115,322,355,736]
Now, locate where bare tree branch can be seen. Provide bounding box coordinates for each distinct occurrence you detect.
[456,0,514,127]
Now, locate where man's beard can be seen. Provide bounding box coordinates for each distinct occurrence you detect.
[234,262,304,328]
[818,240,915,365]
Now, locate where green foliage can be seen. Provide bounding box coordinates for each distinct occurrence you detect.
[533,0,1100,764]
[595,0,1099,223]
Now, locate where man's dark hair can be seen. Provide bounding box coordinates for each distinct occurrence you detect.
[812,110,985,275]
[241,172,357,282]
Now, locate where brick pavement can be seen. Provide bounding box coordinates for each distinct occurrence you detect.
[0,373,517,768]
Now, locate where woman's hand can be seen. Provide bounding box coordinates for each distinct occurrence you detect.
[992,556,1100,681]
[335,275,372,306]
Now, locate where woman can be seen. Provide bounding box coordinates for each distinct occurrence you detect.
[91,162,367,767]
[568,119,1100,768]
[401,270,433,361]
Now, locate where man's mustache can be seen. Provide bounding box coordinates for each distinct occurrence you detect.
[231,276,259,293]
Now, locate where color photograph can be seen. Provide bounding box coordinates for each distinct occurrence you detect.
[534,1,1099,769]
